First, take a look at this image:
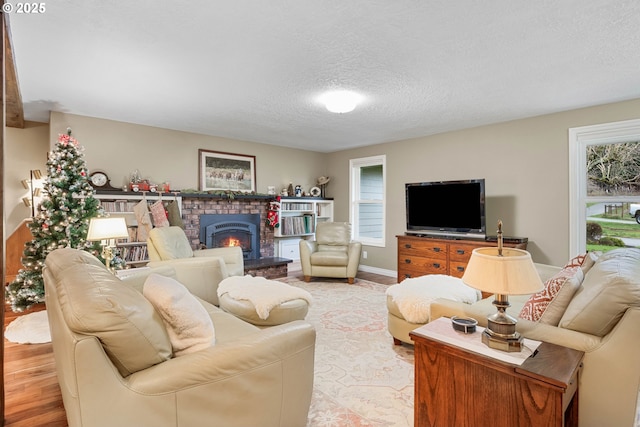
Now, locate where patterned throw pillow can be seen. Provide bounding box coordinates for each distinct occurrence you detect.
[518,254,588,325]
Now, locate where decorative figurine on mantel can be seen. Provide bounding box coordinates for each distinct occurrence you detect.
[317,176,330,198]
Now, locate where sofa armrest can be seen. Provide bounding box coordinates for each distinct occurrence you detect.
[125,320,316,393]
[193,246,244,276]
[299,240,318,274]
[347,242,362,277]
[430,298,602,351]
[147,257,229,305]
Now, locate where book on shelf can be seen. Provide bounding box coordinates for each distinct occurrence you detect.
[282,202,313,211]
[281,214,315,235]
[119,245,148,263]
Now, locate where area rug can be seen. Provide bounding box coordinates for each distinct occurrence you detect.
[4,310,51,344]
[278,277,415,427]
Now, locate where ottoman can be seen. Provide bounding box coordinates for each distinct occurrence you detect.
[386,274,481,345]
[218,275,312,327]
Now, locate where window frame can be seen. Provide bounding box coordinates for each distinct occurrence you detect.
[568,118,640,256]
[349,155,386,247]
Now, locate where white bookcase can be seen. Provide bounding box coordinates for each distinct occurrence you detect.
[275,197,333,259]
[94,192,182,266]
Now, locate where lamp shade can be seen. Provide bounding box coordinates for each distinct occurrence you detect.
[86,217,129,241]
[462,247,543,295]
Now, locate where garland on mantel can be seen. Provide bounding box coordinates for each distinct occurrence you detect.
[179,189,271,199]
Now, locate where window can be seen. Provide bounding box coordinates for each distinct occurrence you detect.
[569,119,640,256]
[350,155,386,247]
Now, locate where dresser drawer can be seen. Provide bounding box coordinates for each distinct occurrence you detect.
[398,267,427,281]
[449,243,478,262]
[449,262,467,278]
[398,240,447,258]
[399,255,447,274]
[398,266,446,281]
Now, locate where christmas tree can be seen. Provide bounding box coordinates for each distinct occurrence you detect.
[6,129,102,312]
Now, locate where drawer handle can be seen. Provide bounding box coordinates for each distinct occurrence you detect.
[433,263,440,268]
[457,266,465,272]
[456,249,465,255]
[433,247,441,252]
[404,259,411,264]
[404,244,412,249]
[404,274,412,279]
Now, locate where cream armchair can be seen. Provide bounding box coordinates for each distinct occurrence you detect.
[299,222,362,284]
[146,226,244,305]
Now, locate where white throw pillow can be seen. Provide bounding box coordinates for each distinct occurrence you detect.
[143,273,215,356]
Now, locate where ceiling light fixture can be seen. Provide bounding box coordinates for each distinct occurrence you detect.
[320,90,362,114]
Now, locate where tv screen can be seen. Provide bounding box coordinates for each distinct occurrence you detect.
[405,179,486,238]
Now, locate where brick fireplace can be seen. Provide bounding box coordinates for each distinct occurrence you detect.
[180,195,291,278]
[180,195,275,258]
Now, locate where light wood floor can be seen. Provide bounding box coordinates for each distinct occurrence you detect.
[3,267,396,426]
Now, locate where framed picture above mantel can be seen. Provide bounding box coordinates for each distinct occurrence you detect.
[198,149,256,192]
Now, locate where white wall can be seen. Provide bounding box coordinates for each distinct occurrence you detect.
[6,99,640,270]
[327,98,640,270]
[49,112,328,195]
[4,122,49,233]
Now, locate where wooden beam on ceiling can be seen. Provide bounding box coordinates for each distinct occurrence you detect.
[4,21,24,129]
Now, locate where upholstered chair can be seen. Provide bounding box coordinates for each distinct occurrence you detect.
[145,226,244,305]
[299,222,362,284]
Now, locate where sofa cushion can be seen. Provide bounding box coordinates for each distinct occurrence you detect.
[54,262,172,377]
[559,248,640,337]
[143,273,215,356]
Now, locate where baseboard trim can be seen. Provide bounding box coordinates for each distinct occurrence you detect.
[358,264,397,278]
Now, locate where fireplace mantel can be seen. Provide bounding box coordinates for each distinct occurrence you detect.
[180,193,274,201]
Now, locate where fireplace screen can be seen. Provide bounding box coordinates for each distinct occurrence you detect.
[199,214,261,260]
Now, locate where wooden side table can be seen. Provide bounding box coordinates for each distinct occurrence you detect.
[410,319,584,427]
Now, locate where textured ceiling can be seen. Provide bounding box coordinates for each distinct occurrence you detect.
[7,0,640,152]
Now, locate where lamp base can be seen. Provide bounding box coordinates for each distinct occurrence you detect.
[481,329,524,352]
[483,308,524,352]
[102,245,116,274]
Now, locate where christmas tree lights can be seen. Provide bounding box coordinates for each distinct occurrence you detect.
[6,129,102,312]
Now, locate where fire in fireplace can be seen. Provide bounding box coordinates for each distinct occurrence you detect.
[199,214,261,260]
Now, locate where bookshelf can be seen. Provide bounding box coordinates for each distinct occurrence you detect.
[95,192,182,267]
[275,197,333,260]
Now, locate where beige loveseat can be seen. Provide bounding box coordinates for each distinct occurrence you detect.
[430,248,640,427]
[43,248,316,427]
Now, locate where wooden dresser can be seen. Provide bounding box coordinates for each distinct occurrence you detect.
[396,234,528,283]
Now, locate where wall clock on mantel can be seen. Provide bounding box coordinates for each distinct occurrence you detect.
[89,170,118,190]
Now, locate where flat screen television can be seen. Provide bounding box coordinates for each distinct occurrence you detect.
[405,178,486,239]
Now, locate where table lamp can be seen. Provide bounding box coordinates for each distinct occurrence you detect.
[462,221,543,352]
[87,217,129,273]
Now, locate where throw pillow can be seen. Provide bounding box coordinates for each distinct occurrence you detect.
[143,273,215,356]
[519,254,588,325]
[150,199,170,227]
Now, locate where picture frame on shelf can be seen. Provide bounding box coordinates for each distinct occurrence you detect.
[198,149,256,192]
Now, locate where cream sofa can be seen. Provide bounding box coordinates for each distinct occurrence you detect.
[430,248,640,427]
[43,248,316,427]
